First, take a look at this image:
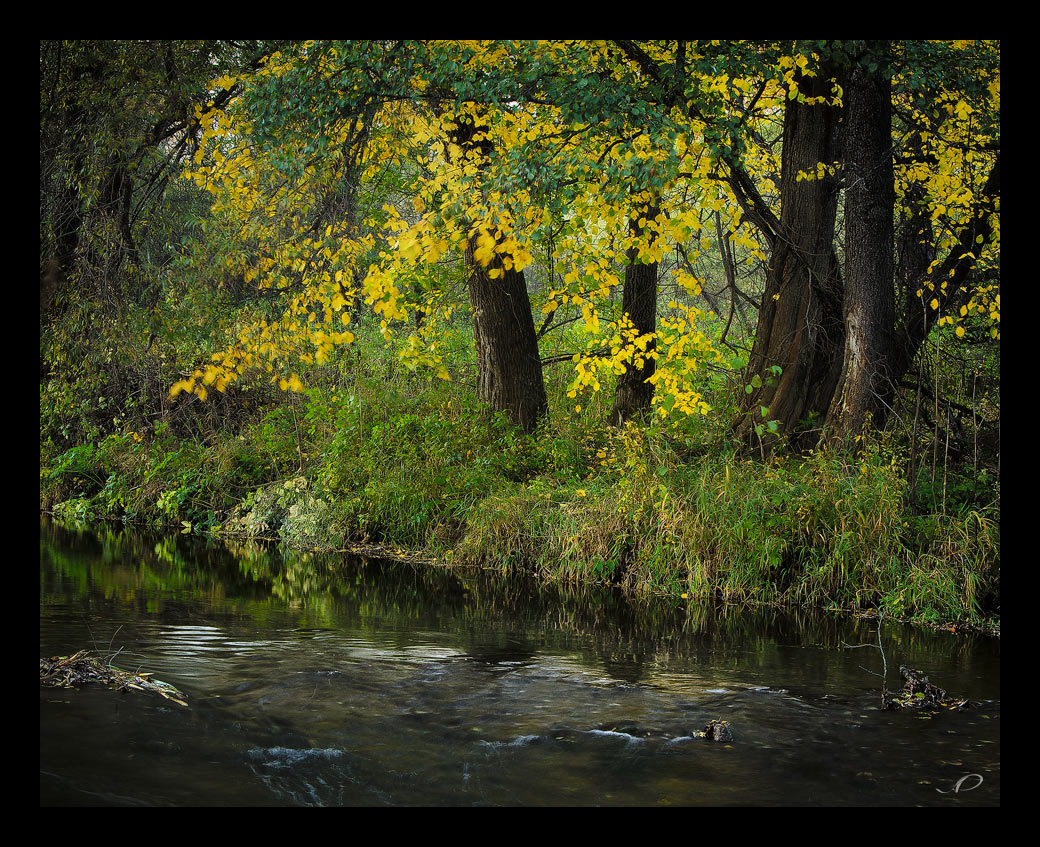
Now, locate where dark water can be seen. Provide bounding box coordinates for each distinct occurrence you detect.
[40,519,999,806]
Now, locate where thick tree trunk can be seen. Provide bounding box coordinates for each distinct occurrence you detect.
[610,203,659,427]
[826,53,896,442]
[465,244,549,434]
[734,66,845,453]
[449,112,549,434]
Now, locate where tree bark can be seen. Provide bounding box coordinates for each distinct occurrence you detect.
[450,111,549,433]
[733,65,845,453]
[610,201,659,427]
[826,52,896,442]
[465,244,549,433]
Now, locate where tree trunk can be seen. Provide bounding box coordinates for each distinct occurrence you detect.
[890,153,1000,384]
[894,129,935,325]
[734,65,845,453]
[826,52,896,442]
[449,111,549,434]
[610,202,659,426]
[465,244,549,433]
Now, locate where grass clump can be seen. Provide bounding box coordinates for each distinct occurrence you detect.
[457,419,998,626]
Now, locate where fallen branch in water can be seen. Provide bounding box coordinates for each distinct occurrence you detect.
[840,614,971,711]
[40,650,188,707]
[882,666,971,711]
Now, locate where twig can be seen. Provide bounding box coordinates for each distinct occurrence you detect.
[840,612,889,705]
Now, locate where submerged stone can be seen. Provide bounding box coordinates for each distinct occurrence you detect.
[701,719,733,742]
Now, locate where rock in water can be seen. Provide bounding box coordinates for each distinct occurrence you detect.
[702,719,733,742]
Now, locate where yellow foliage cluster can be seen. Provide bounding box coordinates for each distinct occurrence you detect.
[170,53,382,400]
[168,40,998,419]
[169,40,789,421]
[895,57,1000,341]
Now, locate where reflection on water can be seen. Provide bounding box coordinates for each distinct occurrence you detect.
[40,518,999,806]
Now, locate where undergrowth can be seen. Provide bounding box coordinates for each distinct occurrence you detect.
[40,325,999,629]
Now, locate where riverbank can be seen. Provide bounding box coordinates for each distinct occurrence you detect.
[40,391,1000,630]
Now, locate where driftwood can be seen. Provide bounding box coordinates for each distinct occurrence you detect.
[842,615,971,711]
[883,666,970,711]
[40,650,188,707]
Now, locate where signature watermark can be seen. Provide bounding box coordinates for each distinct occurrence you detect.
[936,773,984,794]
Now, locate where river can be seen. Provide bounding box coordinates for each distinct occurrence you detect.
[40,518,999,806]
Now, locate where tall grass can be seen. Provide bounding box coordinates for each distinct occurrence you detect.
[455,419,997,625]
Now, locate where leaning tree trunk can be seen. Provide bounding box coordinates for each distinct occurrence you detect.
[826,51,896,443]
[610,200,659,427]
[465,244,549,434]
[891,153,1000,385]
[734,65,845,453]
